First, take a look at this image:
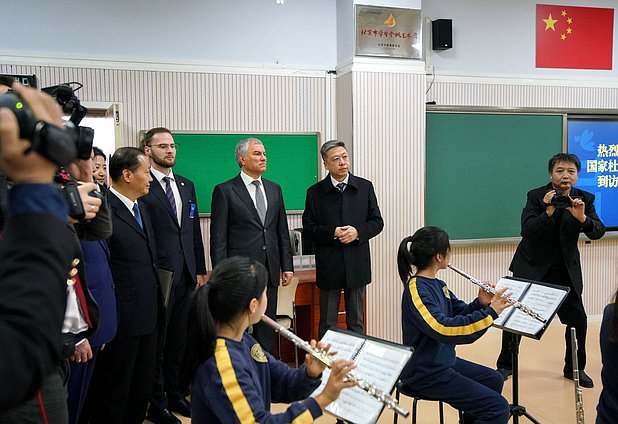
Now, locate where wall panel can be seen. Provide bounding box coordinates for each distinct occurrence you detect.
[351,71,426,342]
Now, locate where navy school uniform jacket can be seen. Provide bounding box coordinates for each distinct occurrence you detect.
[400,276,498,390]
[597,302,618,424]
[191,333,322,423]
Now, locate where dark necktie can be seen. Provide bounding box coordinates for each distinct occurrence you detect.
[133,202,144,229]
[336,182,347,192]
[251,180,267,224]
[163,176,178,217]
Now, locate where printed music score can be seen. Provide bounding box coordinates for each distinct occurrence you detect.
[491,277,569,338]
[310,330,412,424]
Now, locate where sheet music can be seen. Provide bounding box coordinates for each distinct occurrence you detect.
[492,278,530,327]
[309,330,366,411]
[503,284,567,336]
[318,330,365,361]
[310,332,412,424]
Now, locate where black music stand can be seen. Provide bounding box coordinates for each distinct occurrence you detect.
[491,277,570,424]
[506,332,540,424]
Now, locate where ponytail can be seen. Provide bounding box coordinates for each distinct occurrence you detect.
[182,256,268,387]
[397,236,415,283]
[397,226,450,284]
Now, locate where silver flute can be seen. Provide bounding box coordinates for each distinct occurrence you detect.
[571,328,585,424]
[261,315,409,418]
[448,265,547,324]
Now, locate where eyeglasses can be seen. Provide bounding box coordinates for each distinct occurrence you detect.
[147,143,178,150]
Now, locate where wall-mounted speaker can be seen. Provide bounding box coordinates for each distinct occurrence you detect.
[432,19,452,50]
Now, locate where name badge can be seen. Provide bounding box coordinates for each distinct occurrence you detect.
[189,203,196,219]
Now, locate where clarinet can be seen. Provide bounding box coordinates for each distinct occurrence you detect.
[448,265,547,324]
[571,327,585,424]
[260,315,410,418]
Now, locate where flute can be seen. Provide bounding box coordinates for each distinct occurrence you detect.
[448,265,547,324]
[260,315,409,418]
[571,328,585,424]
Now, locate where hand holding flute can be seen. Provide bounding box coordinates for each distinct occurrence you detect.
[478,284,513,316]
[448,264,547,323]
[261,314,410,417]
[302,339,358,409]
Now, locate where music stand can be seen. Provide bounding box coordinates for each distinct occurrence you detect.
[491,277,570,424]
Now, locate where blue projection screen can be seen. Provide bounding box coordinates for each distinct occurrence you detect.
[568,118,618,230]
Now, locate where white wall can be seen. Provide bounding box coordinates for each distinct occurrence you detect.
[423,0,618,80]
[1,0,337,69]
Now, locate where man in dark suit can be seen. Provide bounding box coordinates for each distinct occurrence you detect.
[141,127,207,423]
[496,153,605,388]
[210,137,294,352]
[86,147,161,423]
[303,140,384,338]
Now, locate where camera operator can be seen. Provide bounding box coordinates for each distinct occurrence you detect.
[496,153,605,388]
[0,83,74,410]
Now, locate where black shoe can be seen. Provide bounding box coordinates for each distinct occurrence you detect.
[168,397,191,418]
[496,368,512,381]
[146,407,181,424]
[563,370,594,388]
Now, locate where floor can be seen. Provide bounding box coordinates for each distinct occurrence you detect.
[150,322,603,423]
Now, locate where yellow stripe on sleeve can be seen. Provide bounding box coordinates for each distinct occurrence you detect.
[214,338,256,424]
[408,277,493,336]
[291,408,314,424]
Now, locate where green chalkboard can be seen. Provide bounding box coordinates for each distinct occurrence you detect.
[426,112,564,240]
[171,133,319,214]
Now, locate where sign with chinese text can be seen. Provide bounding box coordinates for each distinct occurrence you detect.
[568,118,618,228]
[356,5,422,59]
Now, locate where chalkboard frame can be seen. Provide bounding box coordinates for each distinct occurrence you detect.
[425,107,568,243]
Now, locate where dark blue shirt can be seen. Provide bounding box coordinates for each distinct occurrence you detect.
[191,333,323,423]
[597,302,617,424]
[400,275,498,390]
[9,183,66,222]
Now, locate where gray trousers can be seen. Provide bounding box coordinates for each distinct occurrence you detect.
[318,286,364,339]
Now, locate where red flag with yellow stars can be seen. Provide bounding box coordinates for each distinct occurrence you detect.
[536,4,614,70]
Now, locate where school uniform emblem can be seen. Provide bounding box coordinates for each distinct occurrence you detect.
[442,286,451,299]
[251,343,268,363]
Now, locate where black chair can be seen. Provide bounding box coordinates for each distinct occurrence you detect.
[393,381,464,424]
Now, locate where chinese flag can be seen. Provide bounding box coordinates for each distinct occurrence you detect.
[536,4,614,70]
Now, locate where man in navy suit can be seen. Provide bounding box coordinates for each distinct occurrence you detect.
[303,140,383,338]
[210,138,294,352]
[86,147,161,424]
[141,127,206,423]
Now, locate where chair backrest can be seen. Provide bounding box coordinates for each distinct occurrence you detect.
[276,277,299,319]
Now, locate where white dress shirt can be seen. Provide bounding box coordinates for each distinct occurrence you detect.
[240,171,269,211]
[151,167,182,224]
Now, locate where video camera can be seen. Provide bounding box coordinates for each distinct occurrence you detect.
[551,192,583,209]
[0,81,94,166]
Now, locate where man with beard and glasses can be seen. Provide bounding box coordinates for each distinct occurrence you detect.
[141,127,207,424]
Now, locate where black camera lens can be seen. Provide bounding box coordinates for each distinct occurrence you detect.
[0,91,77,166]
[552,194,571,209]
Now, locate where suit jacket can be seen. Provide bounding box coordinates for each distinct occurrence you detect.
[0,211,72,409]
[210,174,293,286]
[302,174,384,290]
[140,172,206,286]
[80,239,117,347]
[510,183,605,296]
[107,191,160,338]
